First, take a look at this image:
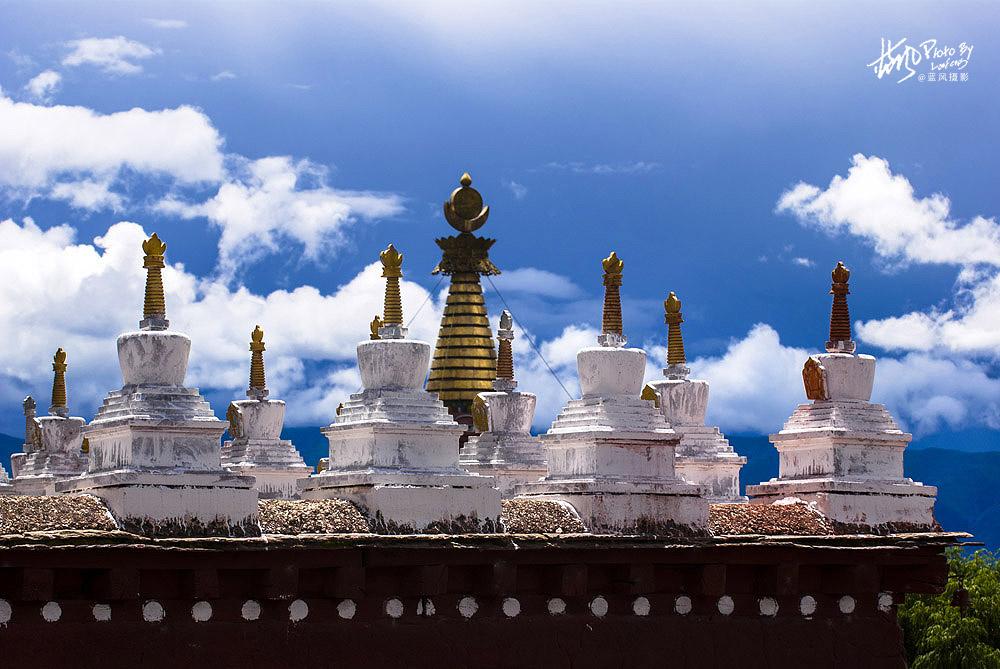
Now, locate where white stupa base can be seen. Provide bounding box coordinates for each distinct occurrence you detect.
[747,478,937,532]
[461,432,547,497]
[515,479,708,535]
[222,438,310,499]
[676,457,747,503]
[299,470,501,533]
[57,470,258,536]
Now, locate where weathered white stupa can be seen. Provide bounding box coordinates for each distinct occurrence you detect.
[644,293,746,502]
[56,234,258,536]
[222,326,310,498]
[747,263,937,532]
[299,244,501,532]
[9,352,88,496]
[459,310,547,496]
[516,253,708,534]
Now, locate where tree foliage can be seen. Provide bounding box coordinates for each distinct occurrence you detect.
[900,549,1000,668]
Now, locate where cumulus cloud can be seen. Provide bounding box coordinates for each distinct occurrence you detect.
[63,36,160,75]
[49,180,123,211]
[23,69,61,102]
[778,154,1000,357]
[0,218,443,430]
[156,156,404,279]
[0,92,224,201]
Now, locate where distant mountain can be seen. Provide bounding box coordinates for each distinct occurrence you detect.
[0,429,994,546]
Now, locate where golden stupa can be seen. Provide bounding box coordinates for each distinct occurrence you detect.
[426,173,500,422]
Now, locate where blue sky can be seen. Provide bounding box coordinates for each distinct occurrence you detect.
[0,2,997,448]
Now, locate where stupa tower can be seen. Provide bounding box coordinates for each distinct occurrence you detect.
[427,173,500,425]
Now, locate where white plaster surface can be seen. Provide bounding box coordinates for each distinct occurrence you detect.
[385,598,404,618]
[839,596,856,614]
[231,399,285,439]
[357,339,431,390]
[41,601,61,622]
[717,596,734,615]
[577,347,646,398]
[653,379,709,426]
[11,415,87,496]
[222,398,309,499]
[817,353,875,401]
[191,601,212,622]
[143,601,165,622]
[759,597,778,617]
[338,599,356,619]
[502,598,520,617]
[118,331,191,386]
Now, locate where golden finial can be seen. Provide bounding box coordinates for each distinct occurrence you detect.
[81,437,90,454]
[472,394,489,432]
[370,315,382,340]
[248,325,267,399]
[49,347,68,417]
[444,172,490,233]
[641,384,661,408]
[599,251,625,346]
[493,310,516,391]
[141,232,169,330]
[379,244,406,338]
[826,261,855,353]
[663,292,689,379]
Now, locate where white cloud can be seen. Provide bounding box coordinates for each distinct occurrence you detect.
[143,18,188,29]
[0,218,443,429]
[24,70,61,102]
[778,154,1000,357]
[791,256,814,267]
[490,267,582,299]
[211,70,237,81]
[504,179,527,199]
[62,36,160,75]
[543,161,660,175]
[0,92,224,199]
[50,180,123,211]
[156,156,403,279]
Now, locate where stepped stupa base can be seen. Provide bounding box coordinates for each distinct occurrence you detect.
[57,470,258,537]
[299,470,501,533]
[460,431,547,497]
[747,478,937,532]
[515,479,708,535]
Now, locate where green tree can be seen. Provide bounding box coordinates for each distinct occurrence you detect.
[900,549,1000,668]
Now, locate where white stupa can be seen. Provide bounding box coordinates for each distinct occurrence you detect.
[644,293,746,502]
[9,352,88,496]
[516,252,708,534]
[56,234,257,536]
[747,262,937,532]
[222,326,310,499]
[459,310,547,496]
[298,244,501,533]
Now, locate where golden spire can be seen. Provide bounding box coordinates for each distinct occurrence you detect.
[248,325,268,399]
[428,173,500,421]
[141,233,169,330]
[379,244,407,339]
[826,261,855,353]
[370,315,382,340]
[663,292,690,379]
[493,310,516,392]
[599,251,626,346]
[49,347,68,417]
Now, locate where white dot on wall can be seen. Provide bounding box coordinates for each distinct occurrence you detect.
[288,599,309,622]
[191,601,213,622]
[502,597,521,618]
[759,597,778,617]
[800,596,817,616]
[632,597,651,616]
[92,604,112,622]
[878,592,894,613]
[458,596,478,619]
[0,599,10,624]
[717,596,734,616]
[674,596,692,615]
[41,601,61,622]
[143,600,165,623]
[242,600,261,621]
[385,598,404,618]
[589,596,609,617]
[547,598,566,615]
[337,599,356,620]
[839,596,856,614]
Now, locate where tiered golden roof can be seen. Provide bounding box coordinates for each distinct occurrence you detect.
[427,174,500,415]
